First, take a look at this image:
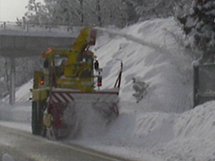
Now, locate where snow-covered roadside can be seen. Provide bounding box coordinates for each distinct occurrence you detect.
[0,102,31,123]
[0,121,31,132]
[2,101,215,161]
[2,17,215,161]
[68,101,215,161]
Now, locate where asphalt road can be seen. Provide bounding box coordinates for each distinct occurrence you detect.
[0,125,132,161]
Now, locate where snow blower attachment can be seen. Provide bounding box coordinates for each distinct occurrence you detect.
[31,26,123,139]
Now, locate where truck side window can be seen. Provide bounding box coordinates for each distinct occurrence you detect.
[43,59,49,69]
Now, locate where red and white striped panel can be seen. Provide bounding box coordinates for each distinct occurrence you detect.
[51,92,74,103]
[50,91,119,104]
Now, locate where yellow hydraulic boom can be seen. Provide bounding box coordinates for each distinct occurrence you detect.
[41,26,97,91]
[64,26,96,77]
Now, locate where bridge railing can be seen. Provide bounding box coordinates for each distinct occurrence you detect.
[0,21,83,37]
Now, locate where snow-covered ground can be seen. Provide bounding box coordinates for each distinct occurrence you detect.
[1,17,215,161]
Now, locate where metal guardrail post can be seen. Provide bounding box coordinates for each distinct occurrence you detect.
[26,23,29,32]
[3,22,6,30]
[193,65,199,108]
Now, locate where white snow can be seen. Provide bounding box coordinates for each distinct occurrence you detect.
[2,153,15,161]
[1,17,215,161]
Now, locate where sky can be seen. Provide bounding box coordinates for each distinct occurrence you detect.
[0,0,43,22]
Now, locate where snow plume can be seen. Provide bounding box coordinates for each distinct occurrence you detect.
[65,102,111,140]
[95,26,170,54]
[94,18,193,113]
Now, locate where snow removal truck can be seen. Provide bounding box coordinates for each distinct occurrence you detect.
[31,26,123,139]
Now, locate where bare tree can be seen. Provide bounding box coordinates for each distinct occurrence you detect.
[24,0,133,27]
[96,0,102,26]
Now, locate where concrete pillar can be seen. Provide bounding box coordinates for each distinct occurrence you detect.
[9,57,15,105]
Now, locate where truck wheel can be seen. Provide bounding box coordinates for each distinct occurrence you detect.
[31,101,44,135]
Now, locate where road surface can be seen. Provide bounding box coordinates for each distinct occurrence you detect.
[0,125,132,161]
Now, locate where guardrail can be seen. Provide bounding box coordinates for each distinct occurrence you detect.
[0,21,83,37]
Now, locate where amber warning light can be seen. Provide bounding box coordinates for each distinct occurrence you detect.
[39,80,44,85]
[97,76,102,87]
[40,76,45,85]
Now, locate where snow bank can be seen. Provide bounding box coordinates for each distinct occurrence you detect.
[70,101,215,161]
[149,101,215,161]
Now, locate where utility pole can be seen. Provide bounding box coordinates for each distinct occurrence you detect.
[0,0,1,21]
[9,57,15,105]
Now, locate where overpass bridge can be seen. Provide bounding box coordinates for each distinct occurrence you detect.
[0,21,83,104]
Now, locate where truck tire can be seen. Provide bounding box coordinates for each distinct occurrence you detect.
[31,101,44,135]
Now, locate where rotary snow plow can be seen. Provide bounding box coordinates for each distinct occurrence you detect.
[31,26,123,139]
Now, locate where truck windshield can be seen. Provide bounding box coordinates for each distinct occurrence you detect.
[54,55,67,67]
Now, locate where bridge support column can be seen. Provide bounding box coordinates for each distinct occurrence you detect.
[9,57,15,105]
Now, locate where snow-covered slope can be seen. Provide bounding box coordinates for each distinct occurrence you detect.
[3,17,215,161]
[2,79,33,103]
[94,17,193,113]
